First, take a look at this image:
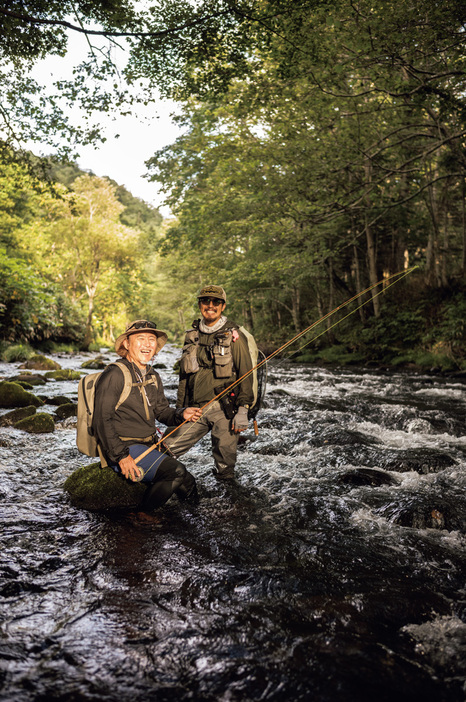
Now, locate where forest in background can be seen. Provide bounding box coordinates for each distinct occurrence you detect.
[0,1,465,372]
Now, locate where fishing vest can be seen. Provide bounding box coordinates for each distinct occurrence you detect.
[179,320,238,379]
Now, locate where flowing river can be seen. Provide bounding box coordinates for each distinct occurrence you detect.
[1,346,465,702]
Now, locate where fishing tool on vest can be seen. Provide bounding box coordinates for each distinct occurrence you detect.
[122,266,419,467]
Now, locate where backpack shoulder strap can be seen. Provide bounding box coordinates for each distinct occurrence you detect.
[106,361,134,411]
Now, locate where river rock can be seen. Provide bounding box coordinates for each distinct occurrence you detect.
[0,381,44,408]
[20,355,61,371]
[340,468,398,487]
[0,405,37,427]
[47,395,73,406]
[64,463,146,511]
[14,412,55,433]
[44,369,82,381]
[55,403,77,420]
[15,381,34,390]
[380,449,456,474]
[11,373,47,386]
[81,357,107,369]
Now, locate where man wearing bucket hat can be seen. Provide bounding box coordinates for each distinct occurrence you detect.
[163,286,254,481]
[93,319,202,511]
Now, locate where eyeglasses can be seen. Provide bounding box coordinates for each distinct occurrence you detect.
[126,320,157,331]
[199,297,224,306]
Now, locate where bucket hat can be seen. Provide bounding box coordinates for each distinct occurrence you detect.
[114,320,168,357]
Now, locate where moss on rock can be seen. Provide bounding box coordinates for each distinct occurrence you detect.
[47,395,73,406]
[0,381,44,408]
[55,403,77,419]
[21,355,61,371]
[64,463,146,511]
[11,373,47,386]
[44,369,82,381]
[0,405,37,427]
[14,412,55,433]
[80,357,107,369]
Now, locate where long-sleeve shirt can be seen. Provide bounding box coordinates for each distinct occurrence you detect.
[93,358,184,464]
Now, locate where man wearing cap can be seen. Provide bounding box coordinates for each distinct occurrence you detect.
[93,320,202,511]
[163,286,254,480]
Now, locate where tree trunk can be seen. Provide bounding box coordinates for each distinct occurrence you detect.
[353,244,365,322]
[462,178,466,277]
[363,161,380,317]
[291,286,301,333]
[424,174,442,288]
[82,282,98,350]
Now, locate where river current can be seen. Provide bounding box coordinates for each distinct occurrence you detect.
[0,346,465,701]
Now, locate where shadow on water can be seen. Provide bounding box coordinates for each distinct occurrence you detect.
[1,352,465,701]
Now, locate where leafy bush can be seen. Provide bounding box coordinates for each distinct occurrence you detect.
[1,343,34,362]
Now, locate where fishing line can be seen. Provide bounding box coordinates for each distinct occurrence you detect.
[135,265,417,469]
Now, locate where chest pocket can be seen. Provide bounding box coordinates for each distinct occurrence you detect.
[180,330,200,374]
[212,332,234,378]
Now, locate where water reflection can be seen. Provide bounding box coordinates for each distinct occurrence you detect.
[0,349,465,701]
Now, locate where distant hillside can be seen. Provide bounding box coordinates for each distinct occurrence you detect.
[44,158,163,234]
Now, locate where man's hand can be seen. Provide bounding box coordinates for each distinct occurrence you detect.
[232,406,249,433]
[119,454,143,482]
[183,407,203,422]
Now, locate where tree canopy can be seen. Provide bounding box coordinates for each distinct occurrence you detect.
[0,1,465,368]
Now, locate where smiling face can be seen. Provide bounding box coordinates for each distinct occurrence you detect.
[123,332,158,369]
[199,297,226,327]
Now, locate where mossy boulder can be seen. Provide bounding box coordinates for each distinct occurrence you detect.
[14,412,55,433]
[0,381,44,408]
[55,403,77,420]
[15,381,34,390]
[64,463,146,511]
[0,405,36,427]
[47,395,73,406]
[21,355,61,371]
[44,369,82,381]
[11,373,47,387]
[80,357,107,369]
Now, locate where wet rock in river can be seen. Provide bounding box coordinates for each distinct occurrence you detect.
[80,356,107,369]
[0,381,44,408]
[20,354,61,371]
[54,403,77,420]
[310,426,381,448]
[380,448,456,474]
[339,468,398,487]
[64,462,146,511]
[44,369,83,381]
[47,395,73,406]
[378,496,464,532]
[14,380,34,390]
[10,372,47,386]
[14,412,55,433]
[0,405,37,427]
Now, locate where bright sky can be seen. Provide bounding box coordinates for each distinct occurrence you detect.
[28,29,182,216]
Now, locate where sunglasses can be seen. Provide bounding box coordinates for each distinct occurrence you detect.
[199,297,224,306]
[127,320,157,331]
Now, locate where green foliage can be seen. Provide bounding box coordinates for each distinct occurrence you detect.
[436,293,466,351]
[0,343,35,363]
[1,1,466,368]
[391,351,460,373]
[0,247,74,342]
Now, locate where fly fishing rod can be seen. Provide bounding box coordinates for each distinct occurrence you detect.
[134,265,417,466]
